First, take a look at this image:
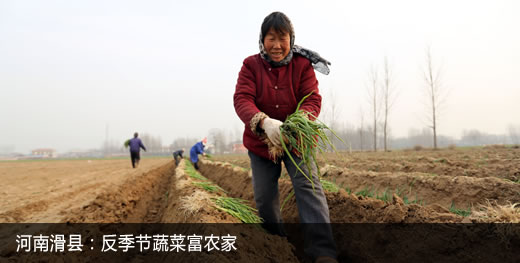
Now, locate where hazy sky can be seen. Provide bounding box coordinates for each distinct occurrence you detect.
[1,0,519,153]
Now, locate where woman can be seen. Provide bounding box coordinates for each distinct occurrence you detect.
[233,12,337,263]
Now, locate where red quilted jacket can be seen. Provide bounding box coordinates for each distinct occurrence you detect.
[233,53,322,160]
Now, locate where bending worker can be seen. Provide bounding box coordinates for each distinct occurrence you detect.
[189,137,207,170]
[172,148,185,166]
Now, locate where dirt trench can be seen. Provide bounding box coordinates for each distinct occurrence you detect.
[320,165,520,209]
[155,160,298,263]
[213,147,520,181]
[326,158,520,181]
[0,158,173,223]
[3,158,518,263]
[1,160,299,263]
[198,160,463,223]
[318,147,520,181]
[61,160,238,224]
[205,156,520,210]
[197,159,520,263]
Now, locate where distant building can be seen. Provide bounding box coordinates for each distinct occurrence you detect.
[62,149,103,158]
[232,144,247,154]
[31,148,57,158]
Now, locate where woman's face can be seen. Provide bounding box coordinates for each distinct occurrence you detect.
[263,28,291,62]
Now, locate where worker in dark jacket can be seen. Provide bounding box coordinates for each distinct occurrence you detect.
[233,12,336,263]
[128,132,146,168]
[172,148,185,166]
[190,138,207,170]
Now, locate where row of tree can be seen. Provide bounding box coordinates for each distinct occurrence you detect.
[328,125,520,151]
[102,133,167,155]
[325,46,448,152]
[100,47,518,154]
[102,129,243,155]
[101,122,520,155]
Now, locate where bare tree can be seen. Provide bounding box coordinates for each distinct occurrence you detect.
[358,106,365,151]
[327,88,341,131]
[367,65,380,151]
[422,46,447,149]
[170,137,198,151]
[381,56,398,151]
[209,128,228,154]
[140,133,163,153]
[324,88,344,151]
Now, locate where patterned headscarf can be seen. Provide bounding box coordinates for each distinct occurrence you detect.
[259,31,331,75]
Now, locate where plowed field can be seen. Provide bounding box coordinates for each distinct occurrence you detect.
[0,159,171,223]
[212,146,520,211]
[1,146,519,262]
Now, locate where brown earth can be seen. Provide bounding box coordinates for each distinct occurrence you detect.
[63,161,175,223]
[0,158,171,223]
[0,159,299,263]
[198,159,463,223]
[161,160,239,223]
[198,159,520,263]
[155,160,298,263]
[212,147,520,180]
[211,147,520,210]
[2,150,518,263]
[320,165,520,209]
[319,146,520,180]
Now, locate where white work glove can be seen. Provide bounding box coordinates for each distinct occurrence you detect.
[262,117,283,147]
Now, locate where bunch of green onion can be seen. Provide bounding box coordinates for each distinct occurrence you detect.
[184,162,208,181]
[320,178,340,193]
[212,197,263,224]
[192,181,226,193]
[277,92,343,192]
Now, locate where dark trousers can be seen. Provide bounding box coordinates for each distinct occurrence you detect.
[173,154,181,166]
[192,160,199,170]
[130,151,140,168]
[248,151,337,261]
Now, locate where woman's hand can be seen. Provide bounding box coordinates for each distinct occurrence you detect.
[261,117,283,147]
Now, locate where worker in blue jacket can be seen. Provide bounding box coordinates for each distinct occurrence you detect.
[190,137,207,170]
[128,132,146,168]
